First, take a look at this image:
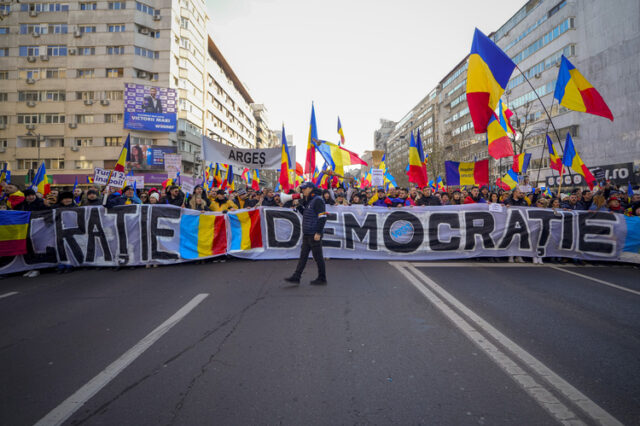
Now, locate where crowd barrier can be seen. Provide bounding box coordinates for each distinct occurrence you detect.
[1,205,639,274]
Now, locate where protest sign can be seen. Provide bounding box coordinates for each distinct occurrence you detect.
[93,168,126,188]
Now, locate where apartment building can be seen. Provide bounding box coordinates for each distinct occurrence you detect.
[375,0,640,187]
[0,0,260,186]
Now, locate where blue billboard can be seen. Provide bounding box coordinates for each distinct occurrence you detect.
[123,83,177,132]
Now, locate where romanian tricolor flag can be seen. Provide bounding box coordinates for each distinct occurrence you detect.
[114,134,130,172]
[161,177,173,189]
[0,210,30,256]
[554,55,613,121]
[379,154,386,171]
[0,165,9,183]
[179,213,227,259]
[546,135,563,173]
[279,125,293,192]
[497,169,519,191]
[337,116,345,145]
[487,113,514,159]
[226,164,235,191]
[436,176,446,192]
[314,139,368,175]
[241,168,250,183]
[407,131,428,187]
[228,209,263,251]
[512,153,531,174]
[444,159,489,187]
[498,99,515,134]
[466,28,516,133]
[31,162,50,196]
[305,103,318,176]
[251,169,260,191]
[563,133,596,189]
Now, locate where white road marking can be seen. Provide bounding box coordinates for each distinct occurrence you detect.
[34,293,209,426]
[0,291,18,299]
[410,262,588,268]
[392,261,623,426]
[548,265,640,297]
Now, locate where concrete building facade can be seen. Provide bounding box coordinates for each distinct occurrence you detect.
[0,0,261,186]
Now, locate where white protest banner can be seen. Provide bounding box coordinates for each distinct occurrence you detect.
[371,169,384,187]
[180,176,195,194]
[201,135,295,170]
[164,153,182,179]
[125,176,145,188]
[93,168,126,188]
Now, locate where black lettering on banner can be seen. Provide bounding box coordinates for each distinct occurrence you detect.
[428,212,461,251]
[259,152,266,165]
[577,212,616,255]
[105,205,137,264]
[463,211,495,250]
[321,213,341,248]
[384,211,423,253]
[561,212,574,250]
[228,151,236,161]
[85,207,112,263]
[23,210,57,265]
[343,212,378,250]
[150,206,180,260]
[252,152,259,165]
[55,208,86,263]
[498,208,531,250]
[527,210,563,256]
[265,209,301,248]
[140,205,149,261]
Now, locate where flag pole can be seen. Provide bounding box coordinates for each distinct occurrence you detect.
[534,98,555,187]
[514,64,574,180]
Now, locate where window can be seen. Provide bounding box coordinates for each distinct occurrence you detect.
[77,47,95,56]
[0,93,7,102]
[511,18,575,65]
[0,71,8,80]
[104,90,123,100]
[79,2,97,10]
[20,69,40,79]
[132,136,154,145]
[442,63,468,89]
[19,159,40,170]
[108,2,126,10]
[76,114,94,124]
[49,24,68,34]
[44,113,65,124]
[105,136,123,146]
[45,91,65,101]
[75,138,92,147]
[0,28,9,35]
[79,25,96,33]
[104,113,123,124]
[0,116,8,125]
[47,45,67,56]
[107,46,124,55]
[75,161,94,170]
[19,46,40,57]
[77,68,95,78]
[17,114,39,124]
[47,138,64,147]
[0,48,8,57]
[21,3,69,12]
[45,159,64,170]
[108,24,125,32]
[180,17,189,29]
[46,68,65,79]
[134,46,159,59]
[0,140,7,148]
[136,1,157,16]
[106,68,123,78]
[76,91,94,101]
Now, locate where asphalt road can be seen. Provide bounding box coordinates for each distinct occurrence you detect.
[0,259,638,425]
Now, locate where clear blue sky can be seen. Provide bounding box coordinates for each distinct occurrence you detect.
[206,0,524,164]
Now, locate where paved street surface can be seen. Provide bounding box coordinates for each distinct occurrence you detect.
[1,259,639,425]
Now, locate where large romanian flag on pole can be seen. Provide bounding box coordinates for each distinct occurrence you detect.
[407,131,428,187]
[487,113,514,159]
[114,134,130,172]
[305,103,318,177]
[466,28,516,133]
[279,125,293,192]
[554,56,613,121]
[314,139,367,175]
[444,160,489,187]
[337,116,345,145]
[512,153,531,174]
[563,133,596,189]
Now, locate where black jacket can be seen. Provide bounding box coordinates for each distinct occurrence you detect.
[505,197,528,207]
[18,198,50,211]
[297,191,327,235]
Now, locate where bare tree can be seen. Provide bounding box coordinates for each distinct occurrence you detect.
[504,98,547,155]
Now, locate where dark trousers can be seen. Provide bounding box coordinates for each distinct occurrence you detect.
[293,234,326,280]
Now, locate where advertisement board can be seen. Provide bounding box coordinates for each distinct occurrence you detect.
[128,145,177,170]
[123,83,177,132]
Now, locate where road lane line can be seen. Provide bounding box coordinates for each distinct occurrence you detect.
[395,262,623,426]
[390,262,584,425]
[548,266,640,297]
[34,293,209,426]
[410,262,588,268]
[0,291,18,299]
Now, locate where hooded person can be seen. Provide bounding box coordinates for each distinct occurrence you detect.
[54,191,77,209]
[285,182,327,285]
[18,188,50,211]
[84,188,103,206]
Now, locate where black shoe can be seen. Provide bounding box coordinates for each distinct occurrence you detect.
[310,278,327,286]
[284,276,300,284]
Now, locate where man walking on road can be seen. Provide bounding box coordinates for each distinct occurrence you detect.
[285,182,328,285]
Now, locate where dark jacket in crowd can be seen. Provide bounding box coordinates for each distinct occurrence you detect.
[416,195,441,206]
[18,197,49,211]
[505,197,528,207]
[297,190,327,235]
[161,192,185,207]
[261,196,279,207]
[577,198,592,210]
[560,200,579,210]
[53,202,77,209]
[233,197,258,209]
[84,197,103,206]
